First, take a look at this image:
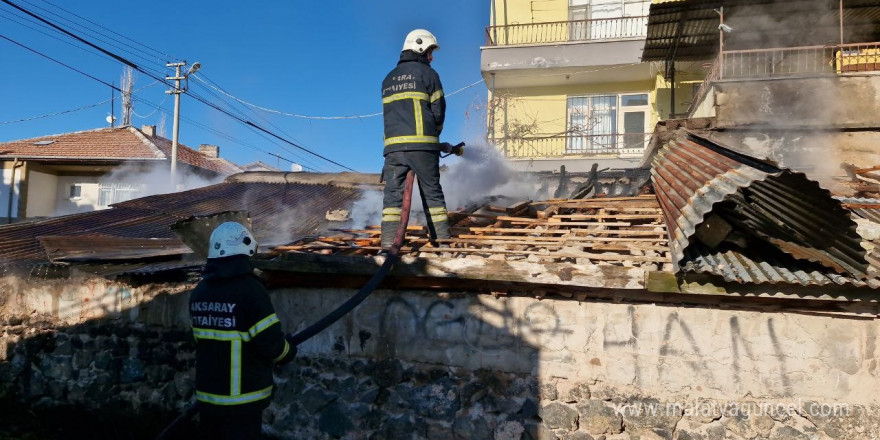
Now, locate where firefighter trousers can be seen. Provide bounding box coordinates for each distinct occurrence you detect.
[381,150,449,247]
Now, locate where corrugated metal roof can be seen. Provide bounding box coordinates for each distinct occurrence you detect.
[0,179,363,271]
[652,132,870,285]
[681,242,880,288]
[836,197,880,224]
[38,235,191,262]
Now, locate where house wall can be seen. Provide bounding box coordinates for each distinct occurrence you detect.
[54,176,104,216]
[1,276,878,439]
[25,169,58,218]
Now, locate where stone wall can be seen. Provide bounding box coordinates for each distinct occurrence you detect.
[1,275,879,439]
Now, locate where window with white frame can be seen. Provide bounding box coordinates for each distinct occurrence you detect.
[68,183,82,200]
[98,182,144,207]
[569,0,649,41]
[566,93,649,153]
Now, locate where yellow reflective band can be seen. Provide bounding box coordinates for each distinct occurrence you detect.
[428,207,447,214]
[384,136,439,146]
[274,340,290,362]
[430,90,444,102]
[196,386,274,406]
[231,339,241,396]
[247,314,280,339]
[193,327,247,341]
[382,216,401,222]
[431,214,448,223]
[382,92,429,104]
[382,207,402,215]
[413,99,424,136]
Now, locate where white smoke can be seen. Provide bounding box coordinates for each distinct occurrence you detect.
[102,161,224,196]
[349,189,383,229]
[348,142,538,228]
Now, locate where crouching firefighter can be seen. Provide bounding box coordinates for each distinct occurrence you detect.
[189,221,295,440]
[381,28,450,249]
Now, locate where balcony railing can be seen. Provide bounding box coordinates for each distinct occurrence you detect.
[688,42,880,115]
[498,133,651,159]
[485,16,648,46]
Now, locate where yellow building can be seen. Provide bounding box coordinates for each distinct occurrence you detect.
[481,0,701,171]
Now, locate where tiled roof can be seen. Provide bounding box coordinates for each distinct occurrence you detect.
[0,126,241,175]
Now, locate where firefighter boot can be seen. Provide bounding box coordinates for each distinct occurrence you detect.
[432,220,451,248]
[380,221,399,250]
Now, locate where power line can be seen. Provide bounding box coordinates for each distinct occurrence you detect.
[1,97,112,125]
[192,75,486,120]
[1,80,161,125]
[133,96,320,172]
[2,0,357,171]
[16,0,171,70]
[0,33,118,90]
[37,0,180,62]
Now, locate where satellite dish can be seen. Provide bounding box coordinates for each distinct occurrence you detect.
[290,163,303,172]
[105,114,116,124]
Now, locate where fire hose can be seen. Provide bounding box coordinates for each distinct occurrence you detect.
[156,171,418,439]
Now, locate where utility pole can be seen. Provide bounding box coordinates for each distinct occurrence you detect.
[165,61,201,184]
[166,62,185,183]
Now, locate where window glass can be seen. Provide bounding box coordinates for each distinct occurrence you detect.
[68,184,81,199]
[621,94,648,106]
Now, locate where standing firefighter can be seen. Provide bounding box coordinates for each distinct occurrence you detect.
[189,222,294,440]
[381,29,450,248]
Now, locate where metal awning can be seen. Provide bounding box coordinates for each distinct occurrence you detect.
[643,0,880,62]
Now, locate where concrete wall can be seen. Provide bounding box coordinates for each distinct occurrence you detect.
[713,76,880,129]
[54,175,104,216]
[1,275,879,439]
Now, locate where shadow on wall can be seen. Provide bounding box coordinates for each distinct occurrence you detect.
[0,277,543,440]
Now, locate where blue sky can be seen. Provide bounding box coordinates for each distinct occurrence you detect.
[0,0,490,172]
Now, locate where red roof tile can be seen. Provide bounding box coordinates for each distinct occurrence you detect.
[0,126,241,175]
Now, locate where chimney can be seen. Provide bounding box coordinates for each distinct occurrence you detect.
[199,144,220,158]
[141,125,156,137]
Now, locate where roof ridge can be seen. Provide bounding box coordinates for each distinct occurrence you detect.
[0,126,125,145]
[128,126,167,159]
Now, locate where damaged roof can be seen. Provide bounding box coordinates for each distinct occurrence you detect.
[0,175,364,272]
[652,130,876,286]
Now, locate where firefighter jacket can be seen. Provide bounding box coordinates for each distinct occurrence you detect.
[382,50,446,155]
[189,255,293,414]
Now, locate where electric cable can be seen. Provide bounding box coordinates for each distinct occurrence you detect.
[37,0,180,62]
[192,75,486,120]
[1,0,357,172]
[2,80,160,125]
[0,33,118,90]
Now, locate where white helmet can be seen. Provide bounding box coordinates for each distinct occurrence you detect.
[208,222,257,259]
[402,29,438,54]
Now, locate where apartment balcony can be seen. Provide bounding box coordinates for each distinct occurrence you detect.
[689,42,880,120]
[481,16,652,89]
[497,133,650,159]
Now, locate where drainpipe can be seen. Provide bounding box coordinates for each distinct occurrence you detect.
[7,158,22,223]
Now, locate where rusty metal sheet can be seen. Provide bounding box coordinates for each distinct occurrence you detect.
[0,181,363,272]
[652,132,870,284]
[38,235,191,262]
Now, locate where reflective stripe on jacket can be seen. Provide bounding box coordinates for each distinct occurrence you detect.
[189,255,292,414]
[382,50,446,155]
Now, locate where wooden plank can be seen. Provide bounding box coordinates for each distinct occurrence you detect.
[412,247,668,262]
[532,196,657,205]
[466,227,666,237]
[456,234,667,243]
[552,214,663,220]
